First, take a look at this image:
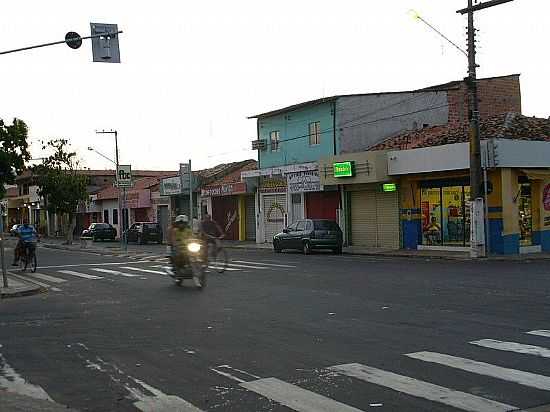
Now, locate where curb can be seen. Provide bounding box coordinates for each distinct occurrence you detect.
[1,274,46,299]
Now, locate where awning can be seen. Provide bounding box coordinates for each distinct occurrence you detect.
[520,169,550,180]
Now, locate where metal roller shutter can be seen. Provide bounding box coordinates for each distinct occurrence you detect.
[376,191,400,249]
[351,191,377,247]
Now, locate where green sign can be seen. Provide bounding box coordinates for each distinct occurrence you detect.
[382,183,397,192]
[333,161,354,178]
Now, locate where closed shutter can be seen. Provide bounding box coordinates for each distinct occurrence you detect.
[263,194,287,242]
[376,191,400,249]
[350,191,377,247]
[245,196,256,241]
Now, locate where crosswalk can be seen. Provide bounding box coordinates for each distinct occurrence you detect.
[14,259,298,291]
[211,328,550,411]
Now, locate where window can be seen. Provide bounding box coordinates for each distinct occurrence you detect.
[313,220,339,231]
[309,121,321,145]
[104,209,109,224]
[287,222,298,231]
[296,220,306,231]
[113,209,119,225]
[270,131,280,152]
[305,221,314,231]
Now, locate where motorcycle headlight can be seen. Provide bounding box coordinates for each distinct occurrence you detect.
[187,242,201,253]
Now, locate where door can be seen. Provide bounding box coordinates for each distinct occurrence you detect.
[263,194,287,243]
[245,195,256,241]
[306,191,340,221]
[291,193,304,224]
[158,206,169,242]
[279,222,297,249]
[375,191,400,249]
[292,220,307,248]
[212,196,239,241]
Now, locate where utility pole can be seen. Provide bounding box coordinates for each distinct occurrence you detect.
[1,206,7,288]
[456,0,514,257]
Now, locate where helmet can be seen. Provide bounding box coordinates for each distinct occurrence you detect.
[175,215,189,224]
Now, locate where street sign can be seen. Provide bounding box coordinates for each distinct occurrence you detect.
[65,32,82,49]
[117,165,132,187]
[90,23,121,63]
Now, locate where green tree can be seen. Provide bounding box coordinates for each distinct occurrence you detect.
[32,139,88,244]
[0,118,31,199]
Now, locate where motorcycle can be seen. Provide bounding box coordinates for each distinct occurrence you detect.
[165,238,207,290]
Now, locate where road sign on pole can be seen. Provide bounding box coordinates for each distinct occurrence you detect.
[90,23,121,63]
[116,165,132,188]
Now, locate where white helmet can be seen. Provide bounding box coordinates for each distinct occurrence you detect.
[175,215,189,224]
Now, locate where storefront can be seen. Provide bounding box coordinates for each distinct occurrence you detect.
[260,177,288,243]
[201,182,250,241]
[320,151,399,248]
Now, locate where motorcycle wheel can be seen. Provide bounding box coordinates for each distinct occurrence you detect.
[191,261,207,290]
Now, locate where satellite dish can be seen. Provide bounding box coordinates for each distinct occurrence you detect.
[65,32,82,49]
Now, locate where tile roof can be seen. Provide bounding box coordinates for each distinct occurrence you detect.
[369,113,550,151]
[96,176,164,200]
[203,160,257,186]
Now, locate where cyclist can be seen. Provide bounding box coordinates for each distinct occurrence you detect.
[199,214,224,259]
[12,220,38,266]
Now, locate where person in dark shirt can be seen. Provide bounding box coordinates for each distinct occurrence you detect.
[199,214,224,258]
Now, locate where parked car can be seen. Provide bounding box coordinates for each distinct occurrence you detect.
[82,223,117,242]
[126,222,162,245]
[10,224,21,236]
[273,219,343,254]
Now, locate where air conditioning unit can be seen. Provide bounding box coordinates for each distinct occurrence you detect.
[251,139,267,151]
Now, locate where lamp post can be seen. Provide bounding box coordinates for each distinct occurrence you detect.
[93,130,126,251]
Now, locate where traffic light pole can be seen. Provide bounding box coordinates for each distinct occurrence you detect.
[0,217,7,288]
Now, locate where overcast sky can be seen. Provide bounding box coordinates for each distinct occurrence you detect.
[1,0,547,171]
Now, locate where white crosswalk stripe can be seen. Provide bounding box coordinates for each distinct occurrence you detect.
[92,268,143,278]
[209,265,240,271]
[231,260,296,268]
[224,262,269,270]
[527,330,550,338]
[120,267,166,275]
[470,339,550,358]
[407,351,550,391]
[28,272,67,283]
[58,270,103,280]
[240,377,364,412]
[329,363,516,412]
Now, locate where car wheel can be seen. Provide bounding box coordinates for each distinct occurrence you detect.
[273,240,282,253]
[303,241,311,255]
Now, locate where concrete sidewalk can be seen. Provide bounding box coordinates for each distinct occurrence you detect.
[0,272,45,299]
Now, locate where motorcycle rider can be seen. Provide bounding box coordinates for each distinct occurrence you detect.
[12,219,38,266]
[168,215,194,268]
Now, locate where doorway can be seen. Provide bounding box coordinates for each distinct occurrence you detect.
[518,182,532,246]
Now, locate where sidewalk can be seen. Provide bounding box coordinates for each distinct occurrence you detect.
[0,390,78,412]
[0,272,45,299]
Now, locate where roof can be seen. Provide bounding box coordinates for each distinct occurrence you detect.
[194,159,257,182]
[369,112,550,151]
[96,176,164,201]
[203,160,257,186]
[16,169,177,181]
[248,74,521,120]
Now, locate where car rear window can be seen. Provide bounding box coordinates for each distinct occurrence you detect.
[313,220,340,230]
[144,224,159,229]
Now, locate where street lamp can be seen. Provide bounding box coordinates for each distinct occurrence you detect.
[87,146,116,165]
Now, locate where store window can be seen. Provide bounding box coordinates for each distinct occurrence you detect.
[518,182,532,246]
[421,181,470,247]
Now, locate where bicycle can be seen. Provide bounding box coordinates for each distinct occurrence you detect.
[206,236,228,274]
[19,242,37,273]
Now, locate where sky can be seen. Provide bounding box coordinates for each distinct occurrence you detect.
[1,0,548,171]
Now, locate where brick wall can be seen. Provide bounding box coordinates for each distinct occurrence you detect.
[447,75,522,126]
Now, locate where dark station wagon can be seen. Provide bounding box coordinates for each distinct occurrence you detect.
[273,219,343,255]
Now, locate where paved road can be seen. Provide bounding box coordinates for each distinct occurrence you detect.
[1,245,550,411]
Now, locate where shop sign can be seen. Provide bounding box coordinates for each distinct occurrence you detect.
[201,182,247,197]
[260,177,287,193]
[287,170,321,194]
[124,189,151,209]
[544,184,550,211]
[160,176,182,196]
[382,183,397,192]
[116,165,133,188]
[333,161,354,178]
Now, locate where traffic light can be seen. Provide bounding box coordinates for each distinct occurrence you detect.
[90,23,121,63]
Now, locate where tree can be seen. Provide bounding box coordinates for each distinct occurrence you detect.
[32,139,88,244]
[0,118,31,199]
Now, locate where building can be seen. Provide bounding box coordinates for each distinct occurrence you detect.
[245,74,521,244]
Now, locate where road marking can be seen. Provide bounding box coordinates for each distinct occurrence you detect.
[39,261,158,269]
[329,363,516,412]
[92,268,143,278]
[58,270,103,280]
[470,339,550,358]
[28,272,67,283]
[232,260,296,268]
[224,263,269,270]
[240,377,364,412]
[120,267,166,275]
[407,351,550,391]
[210,367,246,383]
[130,377,204,412]
[8,273,51,289]
[527,330,550,338]
[208,265,240,272]
[0,352,53,401]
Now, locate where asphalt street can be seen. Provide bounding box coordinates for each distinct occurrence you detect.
[1,244,550,411]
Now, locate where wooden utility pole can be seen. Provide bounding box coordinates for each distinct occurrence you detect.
[456,0,514,257]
